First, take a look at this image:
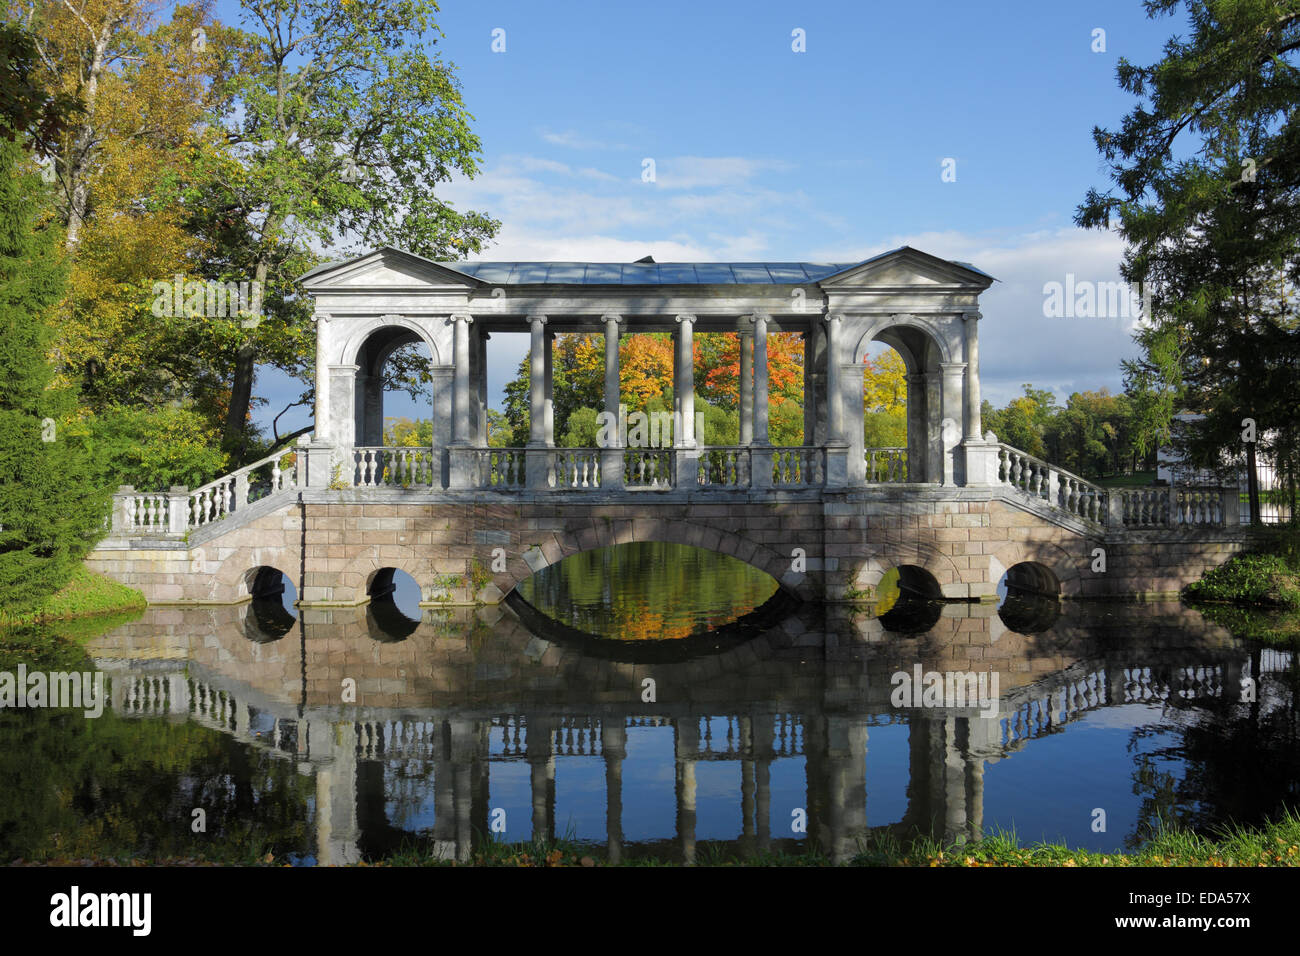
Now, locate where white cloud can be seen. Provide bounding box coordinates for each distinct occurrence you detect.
[439,154,1142,410]
[652,156,794,190]
[813,227,1142,407]
[539,129,628,150]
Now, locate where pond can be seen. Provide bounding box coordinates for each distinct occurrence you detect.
[0,543,1296,865]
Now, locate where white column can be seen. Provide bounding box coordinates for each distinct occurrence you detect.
[803,328,816,445]
[601,314,625,488]
[906,372,925,481]
[313,311,331,442]
[963,310,982,441]
[675,314,696,447]
[750,312,770,445]
[451,313,473,444]
[527,314,547,446]
[739,330,753,446]
[327,364,359,451]
[477,329,490,445]
[940,362,966,486]
[825,313,844,444]
[603,314,622,422]
[544,331,555,447]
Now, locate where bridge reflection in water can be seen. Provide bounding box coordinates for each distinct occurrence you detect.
[87,599,1294,865]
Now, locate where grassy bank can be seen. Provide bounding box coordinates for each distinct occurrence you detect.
[365,813,1300,867]
[1184,527,1300,644]
[0,566,145,630]
[10,812,1300,868]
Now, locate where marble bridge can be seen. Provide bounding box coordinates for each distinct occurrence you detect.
[88,246,1251,607]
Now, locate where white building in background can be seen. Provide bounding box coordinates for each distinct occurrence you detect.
[1159,412,1291,523]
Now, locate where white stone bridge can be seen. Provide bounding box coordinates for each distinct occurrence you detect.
[88,246,1251,607]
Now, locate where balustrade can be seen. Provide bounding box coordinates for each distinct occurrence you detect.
[352,447,437,488]
[995,444,1108,525]
[476,448,526,488]
[113,450,298,537]
[698,447,750,487]
[552,449,602,489]
[772,447,823,487]
[864,447,907,483]
[624,448,673,489]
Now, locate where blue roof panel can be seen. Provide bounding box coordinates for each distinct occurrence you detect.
[410,248,991,286]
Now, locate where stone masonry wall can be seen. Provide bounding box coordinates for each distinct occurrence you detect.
[85,488,1255,606]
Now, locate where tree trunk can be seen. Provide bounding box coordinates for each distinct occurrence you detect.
[222,257,272,462]
[63,31,110,251]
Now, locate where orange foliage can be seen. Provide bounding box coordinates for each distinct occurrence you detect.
[700,332,804,408]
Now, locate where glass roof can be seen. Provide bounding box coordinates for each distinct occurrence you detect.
[439,261,860,285]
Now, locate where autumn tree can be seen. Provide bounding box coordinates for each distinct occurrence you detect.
[861,347,907,448]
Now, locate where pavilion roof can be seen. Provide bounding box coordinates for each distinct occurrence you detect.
[299,245,995,286]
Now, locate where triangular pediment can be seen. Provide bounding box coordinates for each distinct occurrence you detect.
[817,246,994,290]
[300,247,481,291]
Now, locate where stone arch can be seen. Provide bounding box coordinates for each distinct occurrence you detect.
[209,549,301,604]
[855,316,951,484]
[339,316,445,448]
[338,314,443,368]
[327,549,433,607]
[245,565,295,601]
[986,539,1085,599]
[241,565,298,642]
[852,313,954,368]
[492,518,817,603]
[849,545,963,601]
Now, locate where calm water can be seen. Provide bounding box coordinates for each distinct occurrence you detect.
[1,544,1297,865]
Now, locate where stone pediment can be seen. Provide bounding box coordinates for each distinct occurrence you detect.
[817,246,994,291]
[300,246,481,291]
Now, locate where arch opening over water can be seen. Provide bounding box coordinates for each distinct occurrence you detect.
[367,567,421,641]
[875,565,945,634]
[997,561,1063,634]
[244,566,297,641]
[513,541,786,646]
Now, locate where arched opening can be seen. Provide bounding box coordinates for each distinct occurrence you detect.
[997,561,1062,634]
[366,567,421,641]
[875,565,944,633]
[513,541,784,642]
[245,566,297,641]
[353,325,438,485]
[858,324,945,484]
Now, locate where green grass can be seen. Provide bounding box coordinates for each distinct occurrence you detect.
[349,813,1300,868]
[1092,470,1156,488]
[0,566,146,630]
[11,813,1300,867]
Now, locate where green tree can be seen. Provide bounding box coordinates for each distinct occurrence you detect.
[1076,0,1300,509]
[984,385,1059,459]
[0,20,83,154]
[0,138,109,613]
[205,0,499,458]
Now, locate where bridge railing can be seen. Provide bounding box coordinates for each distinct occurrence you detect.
[772,447,824,487]
[995,443,1108,525]
[699,446,750,487]
[112,450,298,536]
[624,448,674,488]
[996,443,1241,529]
[865,447,908,482]
[1112,485,1237,529]
[353,447,438,488]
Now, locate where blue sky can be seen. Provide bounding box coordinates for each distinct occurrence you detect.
[210,0,1183,437]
